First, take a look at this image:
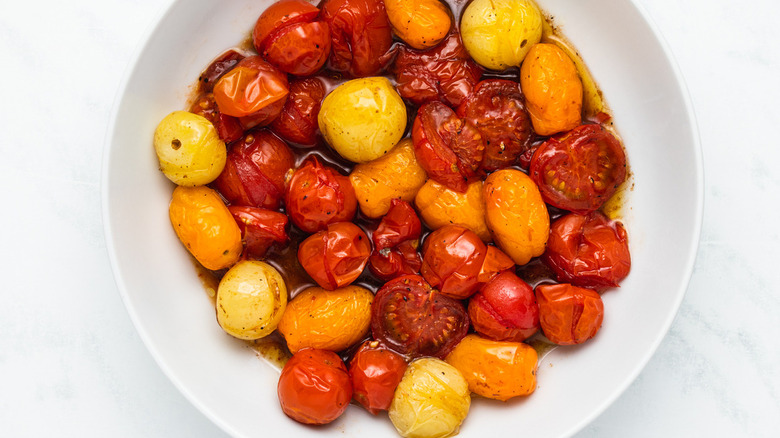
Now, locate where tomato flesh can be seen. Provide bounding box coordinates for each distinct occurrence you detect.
[368,199,423,281]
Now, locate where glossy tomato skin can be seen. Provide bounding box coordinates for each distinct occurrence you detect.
[371,275,469,359]
[298,222,371,290]
[228,206,289,259]
[349,340,408,415]
[270,77,326,146]
[392,31,482,108]
[412,101,485,193]
[543,211,631,288]
[278,348,353,425]
[213,130,295,210]
[368,199,423,281]
[189,92,244,144]
[285,156,357,233]
[468,271,539,342]
[457,79,534,171]
[535,283,604,345]
[320,0,393,77]
[212,55,289,119]
[529,124,627,214]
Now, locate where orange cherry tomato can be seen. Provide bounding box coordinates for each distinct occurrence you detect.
[384,0,451,50]
[535,283,604,345]
[468,270,539,342]
[228,206,288,259]
[285,156,357,233]
[297,222,371,290]
[349,340,408,414]
[212,55,289,119]
[270,77,326,146]
[414,179,491,243]
[368,199,423,281]
[278,348,353,425]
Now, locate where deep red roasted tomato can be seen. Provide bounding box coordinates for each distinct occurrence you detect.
[457,79,534,171]
[412,101,485,193]
[285,156,357,233]
[297,222,371,290]
[368,199,423,281]
[543,211,631,288]
[189,92,244,144]
[270,77,326,146]
[213,130,295,210]
[228,206,288,259]
[349,340,408,415]
[252,0,331,76]
[212,55,289,121]
[469,270,540,342]
[529,124,627,213]
[278,348,353,425]
[392,31,482,108]
[197,49,245,92]
[320,0,393,77]
[535,283,604,345]
[371,275,469,358]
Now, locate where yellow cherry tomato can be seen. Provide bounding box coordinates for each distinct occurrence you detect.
[385,0,451,50]
[153,111,227,186]
[414,179,491,242]
[168,185,242,271]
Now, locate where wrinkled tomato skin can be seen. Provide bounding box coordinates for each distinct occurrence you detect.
[278,348,353,425]
[298,222,371,290]
[457,79,534,171]
[260,21,331,76]
[535,283,604,345]
[392,31,482,108]
[228,206,289,259]
[529,124,627,214]
[543,211,631,289]
[213,56,289,119]
[369,199,423,281]
[285,156,358,233]
[468,271,540,342]
[371,275,469,359]
[421,225,484,300]
[213,130,295,210]
[349,341,408,415]
[271,78,326,146]
[320,0,393,77]
[197,49,245,93]
[189,92,244,144]
[253,0,320,49]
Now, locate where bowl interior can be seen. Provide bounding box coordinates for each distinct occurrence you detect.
[103,0,702,437]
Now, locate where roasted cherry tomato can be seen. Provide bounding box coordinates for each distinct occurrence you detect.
[384,0,451,50]
[189,92,244,144]
[212,55,289,120]
[414,179,490,243]
[535,283,604,345]
[457,79,534,171]
[368,199,423,281]
[392,31,482,108]
[285,156,357,233]
[543,211,631,288]
[278,348,353,425]
[412,101,485,193]
[228,206,288,259]
[197,49,245,93]
[529,124,627,213]
[298,222,371,290]
[252,0,331,76]
[213,129,295,210]
[371,275,469,358]
[270,77,326,146]
[349,340,408,415]
[468,270,539,342]
[320,0,393,77]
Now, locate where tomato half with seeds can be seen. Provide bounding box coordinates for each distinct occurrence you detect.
[212,55,289,119]
[371,275,469,359]
[349,340,408,415]
[368,199,423,281]
[529,123,627,213]
[270,77,326,146]
[285,156,357,233]
[298,222,371,290]
[228,206,289,259]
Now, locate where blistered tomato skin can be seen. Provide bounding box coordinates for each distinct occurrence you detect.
[349,340,408,415]
[169,186,242,271]
[385,0,451,50]
[445,334,537,401]
[319,77,407,163]
[414,179,490,242]
[389,357,470,438]
[469,270,539,342]
[212,55,289,119]
[278,348,353,425]
[536,283,604,345]
[460,0,543,70]
[270,77,326,146]
[228,206,288,259]
[154,111,226,186]
[285,156,357,233]
[297,222,371,290]
[368,199,423,281]
[216,260,287,340]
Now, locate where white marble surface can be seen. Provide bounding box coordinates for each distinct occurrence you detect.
[1,0,778,436]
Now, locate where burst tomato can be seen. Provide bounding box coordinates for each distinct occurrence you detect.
[270,77,326,146]
[468,271,539,342]
[368,199,423,281]
[535,283,604,345]
[349,340,408,414]
[298,222,371,290]
[228,206,288,259]
[212,55,289,120]
[285,156,357,233]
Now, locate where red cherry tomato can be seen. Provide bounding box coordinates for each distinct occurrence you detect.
[213,130,295,210]
[213,55,289,119]
[349,340,408,415]
[197,49,245,92]
[371,274,469,358]
[529,124,627,213]
[392,31,482,108]
[270,77,326,146]
[189,92,244,144]
[278,348,353,425]
[412,101,485,193]
[320,0,393,77]
[535,283,604,345]
[543,211,631,288]
[298,222,371,290]
[457,79,534,171]
[368,199,422,281]
[228,206,289,259]
[285,156,357,233]
[468,271,540,342]
[253,0,331,76]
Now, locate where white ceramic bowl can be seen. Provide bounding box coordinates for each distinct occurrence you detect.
[103,0,703,437]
